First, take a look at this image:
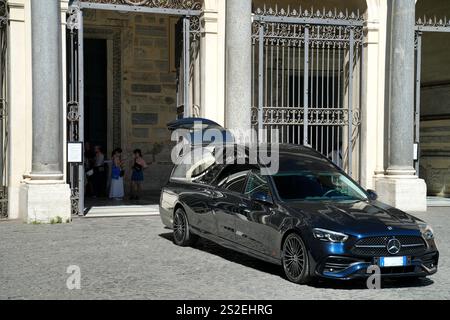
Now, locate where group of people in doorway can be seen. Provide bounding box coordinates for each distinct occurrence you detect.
[84,143,148,201]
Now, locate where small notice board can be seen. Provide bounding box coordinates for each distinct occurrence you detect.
[67,142,83,164]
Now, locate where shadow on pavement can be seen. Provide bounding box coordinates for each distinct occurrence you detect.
[159,232,435,290]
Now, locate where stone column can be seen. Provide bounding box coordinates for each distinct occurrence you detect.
[386,0,416,176]
[30,0,63,179]
[375,0,426,211]
[19,0,71,223]
[225,0,252,138]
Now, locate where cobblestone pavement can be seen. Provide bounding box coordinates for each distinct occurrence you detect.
[0,208,449,300]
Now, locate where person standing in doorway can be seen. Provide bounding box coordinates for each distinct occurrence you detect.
[109,148,124,201]
[93,145,106,197]
[130,149,148,200]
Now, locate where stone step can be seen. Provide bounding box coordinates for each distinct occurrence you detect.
[427,197,450,207]
[85,205,160,218]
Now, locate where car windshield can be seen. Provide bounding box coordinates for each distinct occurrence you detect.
[272,153,368,202]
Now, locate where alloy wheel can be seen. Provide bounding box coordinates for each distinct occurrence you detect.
[282,233,310,284]
[173,210,186,243]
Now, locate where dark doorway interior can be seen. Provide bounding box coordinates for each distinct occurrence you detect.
[84,38,108,155]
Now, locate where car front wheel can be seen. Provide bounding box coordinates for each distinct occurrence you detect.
[282,233,311,284]
[173,207,198,246]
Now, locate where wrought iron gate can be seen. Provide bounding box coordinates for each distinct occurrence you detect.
[251,7,363,177]
[66,0,201,215]
[414,17,450,176]
[0,0,8,218]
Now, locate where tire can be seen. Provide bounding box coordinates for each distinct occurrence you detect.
[282,233,311,284]
[172,207,198,247]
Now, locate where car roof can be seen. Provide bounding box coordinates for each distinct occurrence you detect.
[188,143,329,165]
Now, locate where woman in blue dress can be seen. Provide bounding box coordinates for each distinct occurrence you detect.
[130,149,148,200]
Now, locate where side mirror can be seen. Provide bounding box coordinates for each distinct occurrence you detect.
[251,192,273,205]
[367,189,378,201]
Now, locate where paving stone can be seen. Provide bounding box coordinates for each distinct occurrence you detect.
[0,208,448,300]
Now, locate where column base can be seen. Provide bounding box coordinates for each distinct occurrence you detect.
[375,176,427,212]
[19,182,72,224]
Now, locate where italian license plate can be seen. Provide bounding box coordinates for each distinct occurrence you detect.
[379,256,407,267]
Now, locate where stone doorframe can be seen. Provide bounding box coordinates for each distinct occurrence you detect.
[66,0,203,215]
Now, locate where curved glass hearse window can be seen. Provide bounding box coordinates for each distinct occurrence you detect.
[171,147,216,183]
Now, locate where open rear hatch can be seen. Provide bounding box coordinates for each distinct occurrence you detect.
[167,117,235,145]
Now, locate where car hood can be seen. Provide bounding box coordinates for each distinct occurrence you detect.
[283,200,423,236]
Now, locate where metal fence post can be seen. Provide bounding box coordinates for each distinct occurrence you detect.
[258,22,264,138]
[303,26,309,146]
[77,8,85,216]
[348,28,354,176]
[414,31,422,176]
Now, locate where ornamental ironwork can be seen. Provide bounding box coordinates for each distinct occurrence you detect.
[189,15,201,39]
[67,6,81,31]
[252,6,363,176]
[0,0,7,26]
[78,0,202,10]
[254,6,363,22]
[0,0,7,218]
[252,107,360,127]
[416,16,450,28]
[252,23,364,48]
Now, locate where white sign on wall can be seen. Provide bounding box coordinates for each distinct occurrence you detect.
[67,142,83,164]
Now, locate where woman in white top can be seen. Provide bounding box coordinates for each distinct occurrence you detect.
[109,148,124,200]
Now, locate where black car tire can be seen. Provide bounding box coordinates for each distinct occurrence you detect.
[173,207,198,247]
[282,233,311,284]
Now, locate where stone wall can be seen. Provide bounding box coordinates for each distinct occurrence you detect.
[416,0,450,197]
[419,119,450,197]
[84,9,178,192]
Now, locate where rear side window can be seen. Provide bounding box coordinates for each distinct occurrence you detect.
[170,148,216,183]
[222,173,248,193]
[244,172,270,197]
[171,163,190,181]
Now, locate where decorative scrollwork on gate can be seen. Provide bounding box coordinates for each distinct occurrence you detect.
[0,0,7,26]
[67,5,81,31]
[257,108,357,126]
[255,6,363,21]
[416,16,450,28]
[252,6,364,47]
[67,101,81,122]
[189,15,201,40]
[70,187,80,216]
[79,0,202,10]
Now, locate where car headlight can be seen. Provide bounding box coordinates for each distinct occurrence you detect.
[313,228,349,243]
[419,224,434,240]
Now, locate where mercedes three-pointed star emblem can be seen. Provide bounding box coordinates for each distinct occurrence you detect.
[387,238,401,255]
